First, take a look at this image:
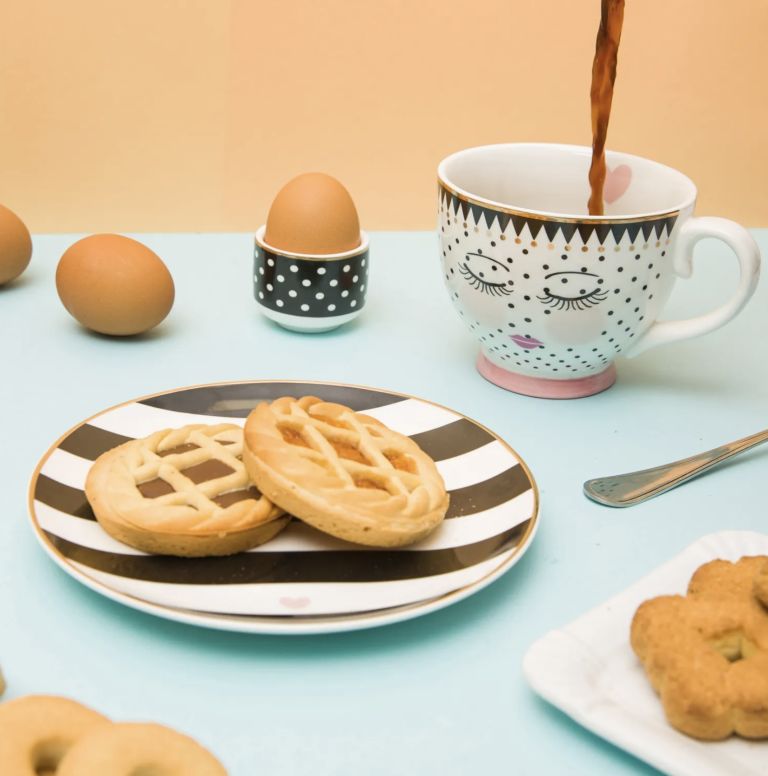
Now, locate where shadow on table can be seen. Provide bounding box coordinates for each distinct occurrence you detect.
[73,321,175,343]
[54,535,546,660]
[0,270,37,293]
[256,311,367,338]
[614,357,750,397]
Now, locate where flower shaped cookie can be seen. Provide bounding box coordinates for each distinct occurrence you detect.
[630,556,768,740]
[755,559,768,609]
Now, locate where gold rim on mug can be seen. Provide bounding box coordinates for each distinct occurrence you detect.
[437,179,681,225]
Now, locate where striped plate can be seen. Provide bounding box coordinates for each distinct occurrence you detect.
[28,381,539,634]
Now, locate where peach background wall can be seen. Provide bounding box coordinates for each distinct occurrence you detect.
[0,0,766,233]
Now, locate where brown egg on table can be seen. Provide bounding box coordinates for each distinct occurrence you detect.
[56,234,174,336]
[264,172,361,255]
[0,204,32,286]
[256,173,369,333]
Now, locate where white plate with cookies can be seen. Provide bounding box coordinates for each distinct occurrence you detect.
[523,530,768,776]
[28,380,539,634]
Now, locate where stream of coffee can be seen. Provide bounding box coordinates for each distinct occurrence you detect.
[588,0,625,216]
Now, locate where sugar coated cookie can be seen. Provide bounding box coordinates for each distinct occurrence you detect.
[86,423,289,556]
[244,396,449,547]
[755,559,768,609]
[631,556,768,740]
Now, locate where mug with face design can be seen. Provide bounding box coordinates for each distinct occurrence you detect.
[437,144,761,399]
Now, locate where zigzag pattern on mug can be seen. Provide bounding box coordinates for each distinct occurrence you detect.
[439,184,679,245]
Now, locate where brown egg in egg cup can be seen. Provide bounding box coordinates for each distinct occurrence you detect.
[254,226,369,333]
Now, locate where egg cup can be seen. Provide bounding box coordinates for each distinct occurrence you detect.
[254,226,369,333]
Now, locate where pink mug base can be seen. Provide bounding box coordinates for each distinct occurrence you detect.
[476,352,617,399]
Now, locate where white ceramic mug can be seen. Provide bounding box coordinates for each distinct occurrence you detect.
[437,144,761,398]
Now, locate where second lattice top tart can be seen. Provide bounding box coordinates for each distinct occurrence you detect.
[85,423,288,557]
[243,396,449,547]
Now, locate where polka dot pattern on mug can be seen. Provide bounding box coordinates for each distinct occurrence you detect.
[438,185,678,378]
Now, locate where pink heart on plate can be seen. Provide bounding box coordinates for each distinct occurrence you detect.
[603,164,632,204]
[280,596,311,610]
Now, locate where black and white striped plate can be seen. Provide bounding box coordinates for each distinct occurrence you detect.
[28,381,539,634]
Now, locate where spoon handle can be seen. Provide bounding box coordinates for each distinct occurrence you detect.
[583,428,768,507]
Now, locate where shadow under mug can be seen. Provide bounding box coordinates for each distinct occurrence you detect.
[437,143,761,399]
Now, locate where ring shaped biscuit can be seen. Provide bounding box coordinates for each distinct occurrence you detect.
[631,556,768,740]
[0,695,110,775]
[86,423,289,556]
[244,396,449,547]
[57,722,227,776]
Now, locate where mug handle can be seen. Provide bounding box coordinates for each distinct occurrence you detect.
[625,216,761,358]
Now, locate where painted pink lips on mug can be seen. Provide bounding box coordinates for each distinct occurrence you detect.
[510,335,543,349]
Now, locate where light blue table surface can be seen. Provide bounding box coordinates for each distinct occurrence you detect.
[1,230,766,775]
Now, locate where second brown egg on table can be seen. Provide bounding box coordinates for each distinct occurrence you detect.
[0,204,33,286]
[255,173,369,333]
[56,234,174,336]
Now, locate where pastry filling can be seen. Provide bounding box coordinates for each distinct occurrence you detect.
[137,460,236,499]
[332,441,369,464]
[384,450,416,473]
[180,459,235,483]
[137,478,175,498]
[213,486,262,508]
[157,443,200,457]
[280,427,310,447]
[354,476,387,491]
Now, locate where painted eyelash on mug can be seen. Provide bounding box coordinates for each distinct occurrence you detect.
[459,250,512,296]
[458,263,512,296]
[537,288,608,311]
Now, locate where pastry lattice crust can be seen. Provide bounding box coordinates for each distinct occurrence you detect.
[85,423,288,556]
[631,556,768,740]
[243,396,449,547]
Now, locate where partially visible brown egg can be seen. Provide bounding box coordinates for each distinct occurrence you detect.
[264,173,361,254]
[56,234,174,336]
[0,204,32,285]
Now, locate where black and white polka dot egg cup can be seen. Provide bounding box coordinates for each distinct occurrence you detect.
[254,226,369,333]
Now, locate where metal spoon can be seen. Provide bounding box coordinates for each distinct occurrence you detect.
[583,428,768,507]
